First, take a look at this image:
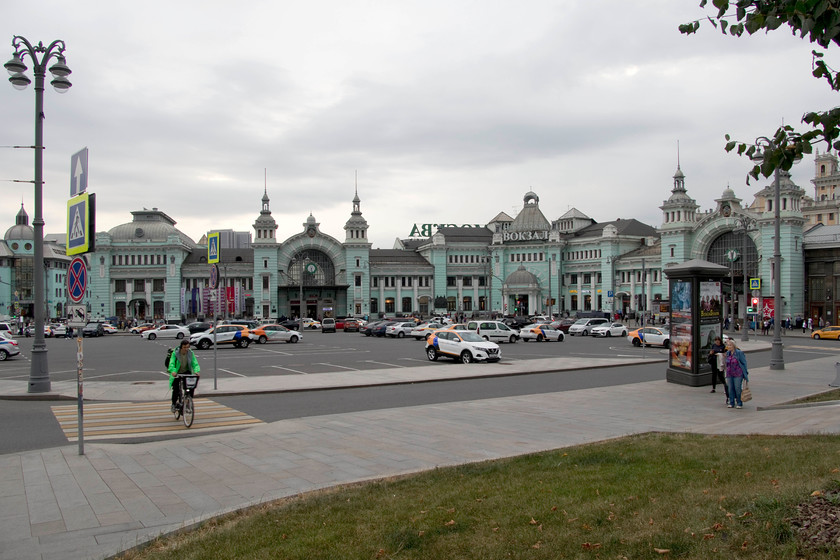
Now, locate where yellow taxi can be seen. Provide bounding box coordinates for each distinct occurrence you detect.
[812,326,840,340]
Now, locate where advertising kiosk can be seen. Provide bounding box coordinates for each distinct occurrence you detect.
[664,259,728,386]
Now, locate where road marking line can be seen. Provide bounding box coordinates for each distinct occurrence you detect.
[313,363,360,371]
[268,365,308,374]
[362,360,406,368]
[219,368,246,377]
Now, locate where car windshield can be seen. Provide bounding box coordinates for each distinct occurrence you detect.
[458,332,485,342]
[573,319,588,325]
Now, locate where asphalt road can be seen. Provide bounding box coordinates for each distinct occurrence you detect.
[1,331,836,454]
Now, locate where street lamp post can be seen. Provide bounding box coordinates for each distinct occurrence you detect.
[734,216,756,343]
[752,137,796,370]
[4,36,72,393]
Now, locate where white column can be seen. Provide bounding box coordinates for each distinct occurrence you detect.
[630,271,637,311]
[396,278,402,313]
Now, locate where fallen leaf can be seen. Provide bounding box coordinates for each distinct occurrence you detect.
[703,533,715,540]
[444,520,455,526]
[375,549,386,558]
[582,523,591,531]
[811,490,822,497]
[741,540,749,550]
[653,547,670,554]
[711,522,724,531]
[418,531,424,536]
[551,506,557,512]
[649,518,654,525]
[447,508,456,513]
[492,527,499,532]
[532,541,541,549]
[529,518,538,525]
[744,471,752,477]
[831,468,838,473]
[581,542,601,549]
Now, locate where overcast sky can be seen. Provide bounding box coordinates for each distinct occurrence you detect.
[2,1,836,250]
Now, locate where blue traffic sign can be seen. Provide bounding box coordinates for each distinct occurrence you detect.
[70,147,88,197]
[67,193,92,255]
[209,263,219,289]
[68,257,88,303]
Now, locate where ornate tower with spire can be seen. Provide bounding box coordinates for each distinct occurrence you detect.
[252,187,279,319]
[342,178,371,317]
[660,162,700,265]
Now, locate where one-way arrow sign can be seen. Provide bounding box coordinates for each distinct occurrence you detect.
[71,147,88,197]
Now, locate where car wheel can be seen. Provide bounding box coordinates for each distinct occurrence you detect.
[536,334,544,342]
[240,339,250,348]
[814,334,821,339]
[606,331,611,337]
[0,350,7,361]
[148,333,156,340]
[483,335,490,341]
[426,346,438,361]
[459,351,473,364]
[632,338,641,347]
[663,340,670,349]
[259,335,267,344]
[621,331,627,337]
[509,335,517,344]
[176,333,184,339]
[289,335,299,343]
[198,339,211,350]
[397,332,405,338]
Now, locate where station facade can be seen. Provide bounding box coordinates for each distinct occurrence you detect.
[0,162,824,325]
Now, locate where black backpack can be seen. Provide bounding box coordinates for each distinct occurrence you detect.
[165,347,174,368]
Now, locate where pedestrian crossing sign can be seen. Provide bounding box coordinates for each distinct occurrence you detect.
[207,231,220,264]
[66,192,95,256]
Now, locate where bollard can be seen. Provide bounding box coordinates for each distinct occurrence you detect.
[832,362,840,388]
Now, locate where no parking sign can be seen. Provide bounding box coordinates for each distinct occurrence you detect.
[67,257,87,303]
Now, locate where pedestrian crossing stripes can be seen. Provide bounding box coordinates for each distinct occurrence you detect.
[51,399,263,442]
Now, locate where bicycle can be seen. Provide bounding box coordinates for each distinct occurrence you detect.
[173,374,199,428]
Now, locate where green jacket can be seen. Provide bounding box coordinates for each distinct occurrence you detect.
[167,348,200,387]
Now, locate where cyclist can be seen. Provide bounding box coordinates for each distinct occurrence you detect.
[168,339,200,413]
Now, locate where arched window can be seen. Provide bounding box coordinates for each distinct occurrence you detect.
[706,231,759,277]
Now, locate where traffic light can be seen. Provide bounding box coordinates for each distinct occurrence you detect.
[752,297,759,306]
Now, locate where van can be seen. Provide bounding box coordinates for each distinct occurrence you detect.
[466,320,519,343]
[568,317,609,336]
[321,318,336,333]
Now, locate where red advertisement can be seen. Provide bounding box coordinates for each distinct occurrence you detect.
[762,298,775,319]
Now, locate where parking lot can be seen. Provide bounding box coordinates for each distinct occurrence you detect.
[0,329,669,386]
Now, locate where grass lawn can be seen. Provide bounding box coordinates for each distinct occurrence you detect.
[117,433,840,560]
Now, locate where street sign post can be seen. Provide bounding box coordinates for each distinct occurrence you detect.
[207,232,220,264]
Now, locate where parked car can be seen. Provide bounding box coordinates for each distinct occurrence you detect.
[129,323,155,334]
[190,324,252,349]
[141,324,190,340]
[425,330,501,363]
[385,321,417,338]
[249,324,302,344]
[361,320,385,336]
[300,318,321,330]
[627,326,670,348]
[334,317,347,330]
[82,322,105,337]
[280,319,300,330]
[50,323,68,337]
[550,319,576,333]
[24,324,52,337]
[322,317,337,333]
[186,321,212,334]
[568,318,609,336]
[466,320,519,343]
[519,324,565,342]
[0,333,20,360]
[222,319,260,330]
[590,322,628,338]
[371,320,398,337]
[409,322,444,340]
[102,323,118,334]
[812,326,840,340]
[343,319,360,332]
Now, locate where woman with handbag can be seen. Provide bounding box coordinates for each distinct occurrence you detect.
[724,339,749,409]
[707,336,728,400]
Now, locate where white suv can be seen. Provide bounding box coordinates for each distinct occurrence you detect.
[466,320,519,343]
[568,318,609,336]
[425,330,501,363]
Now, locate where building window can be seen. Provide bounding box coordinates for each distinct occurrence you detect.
[463,296,472,311]
[355,275,362,287]
[263,276,269,289]
[370,298,378,314]
[385,298,395,313]
[153,279,164,292]
[133,279,145,292]
[372,277,379,288]
[446,276,456,287]
[402,297,412,312]
[114,279,126,293]
[463,277,472,287]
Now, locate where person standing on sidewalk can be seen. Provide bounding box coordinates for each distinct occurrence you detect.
[724,339,749,409]
[707,336,728,399]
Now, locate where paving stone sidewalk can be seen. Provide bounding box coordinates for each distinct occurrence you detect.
[1,343,838,560]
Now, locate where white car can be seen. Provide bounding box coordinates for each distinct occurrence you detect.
[50,324,67,337]
[0,333,20,360]
[466,320,519,343]
[410,322,444,340]
[385,321,417,338]
[568,318,610,336]
[102,323,118,334]
[251,324,303,344]
[141,324,191,340]
[590,322,628,338]
[425,330,501,363]
[300,318,321,330]
[518,324,565,342]
[190,324,252,349]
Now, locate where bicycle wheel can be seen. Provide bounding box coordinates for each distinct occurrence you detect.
[182,395,194,428]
